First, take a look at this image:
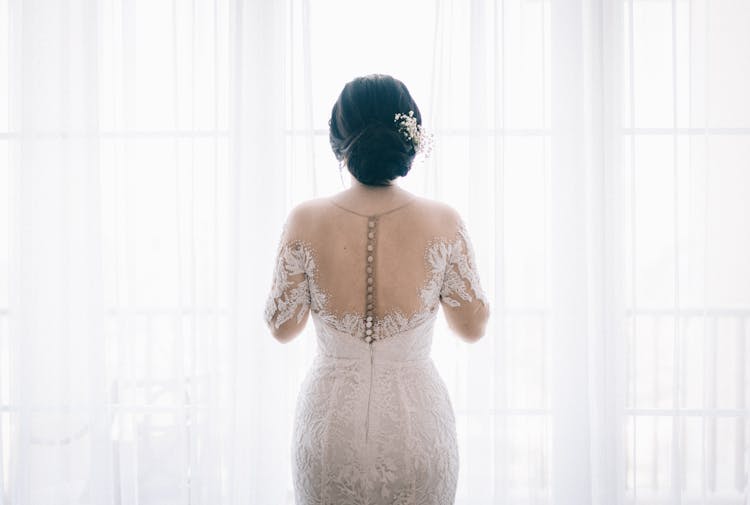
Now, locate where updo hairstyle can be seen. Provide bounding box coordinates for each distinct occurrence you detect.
[328,74,422,186]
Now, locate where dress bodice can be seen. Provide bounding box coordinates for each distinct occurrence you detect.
[264,195,488,350]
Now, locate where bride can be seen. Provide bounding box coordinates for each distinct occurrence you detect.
[265,73,490,505]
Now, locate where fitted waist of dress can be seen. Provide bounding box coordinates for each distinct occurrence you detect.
[315,351,431,366]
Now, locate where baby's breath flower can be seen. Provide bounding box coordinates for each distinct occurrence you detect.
[394,110,433,158]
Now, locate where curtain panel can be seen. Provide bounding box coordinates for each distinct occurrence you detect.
[1,0,748,504]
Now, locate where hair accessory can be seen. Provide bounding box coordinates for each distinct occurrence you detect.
[394,110,433,158]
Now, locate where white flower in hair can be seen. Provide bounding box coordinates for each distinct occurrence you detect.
[394,110,433,158]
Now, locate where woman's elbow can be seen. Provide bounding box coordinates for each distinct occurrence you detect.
[270,327,295,343]
[454,305,490,343]
[455,323,487,343]
[266,321,297,343]
[265,314,308,343]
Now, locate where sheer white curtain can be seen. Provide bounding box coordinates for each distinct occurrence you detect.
[2,0,749,504]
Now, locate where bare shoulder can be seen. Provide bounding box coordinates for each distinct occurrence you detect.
[283,197,331,238]
[287,196,329,219]
[409,195,462,231]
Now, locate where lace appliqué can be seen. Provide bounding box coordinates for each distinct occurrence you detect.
[296,220,487,342]
[264,239,314,330]
[439,220,489,308]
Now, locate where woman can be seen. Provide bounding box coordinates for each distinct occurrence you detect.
[264,74,490,505]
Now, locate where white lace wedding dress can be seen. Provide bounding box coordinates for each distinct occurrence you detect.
[264,197,488,505]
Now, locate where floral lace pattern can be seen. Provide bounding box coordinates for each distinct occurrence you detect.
[264,219,488,339]
[264,216,487,504]
[264,239,312,329]
[291,352,460,504]
[437,220,489,308]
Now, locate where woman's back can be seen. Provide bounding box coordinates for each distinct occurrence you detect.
[265,189,489,344]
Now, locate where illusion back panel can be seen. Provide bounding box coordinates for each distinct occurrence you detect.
[299,198,460,322]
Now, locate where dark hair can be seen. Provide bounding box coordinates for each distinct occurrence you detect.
[328,74,422,186]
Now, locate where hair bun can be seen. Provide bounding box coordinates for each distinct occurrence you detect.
[344,124,412,186]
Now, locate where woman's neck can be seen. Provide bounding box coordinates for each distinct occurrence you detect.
[331,176,414,212]
[348,177,399,193]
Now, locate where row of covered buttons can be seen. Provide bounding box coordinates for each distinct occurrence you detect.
[364,218,376,343]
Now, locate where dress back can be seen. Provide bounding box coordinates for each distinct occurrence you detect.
[263,195,488,505]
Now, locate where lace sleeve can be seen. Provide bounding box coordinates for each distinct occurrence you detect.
[264,231,312,330]
[439,220,489,308]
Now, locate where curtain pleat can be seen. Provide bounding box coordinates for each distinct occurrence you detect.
[8,1,114,503]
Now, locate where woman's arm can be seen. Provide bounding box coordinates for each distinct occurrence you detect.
[439,215,490,343]
[264,207,312,343]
